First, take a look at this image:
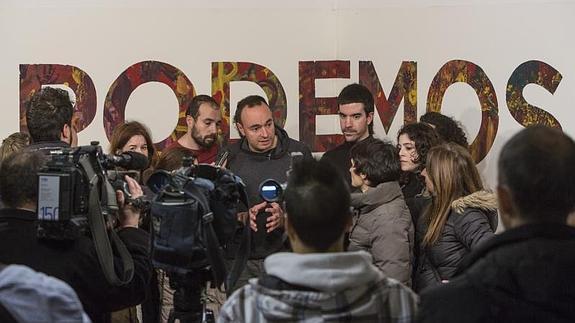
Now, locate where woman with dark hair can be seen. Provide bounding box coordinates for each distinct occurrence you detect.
[108,121,158,323]
[415,143,497,291]
[109,121,156,171]
[397,122,442,200]
[142,146,195,184]
[348,138,414,286]
[420,111,469,149]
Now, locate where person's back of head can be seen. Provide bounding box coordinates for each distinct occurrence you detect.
[26,87,74,144]
[283,159,351,252]
[0,151,45,209]
[350,137,400,186]
[0,264,90,322]
[0,132,30,164]
[420,112,469,149]
[498,125,575,226]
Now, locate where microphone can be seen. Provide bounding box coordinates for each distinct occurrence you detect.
[107,151,149,170]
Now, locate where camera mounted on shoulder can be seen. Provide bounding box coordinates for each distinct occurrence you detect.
[37,141,150,286]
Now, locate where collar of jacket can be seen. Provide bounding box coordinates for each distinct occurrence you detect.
[27,141,71,153]
[263,250,382,293]
[451,190,497,214]
[350,181,403,213]
[0,208,37,221]
[455,222,575,275]
[238,125,290,159]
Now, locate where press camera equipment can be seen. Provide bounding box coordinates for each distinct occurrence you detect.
[107,170,150,212]
[36,142,149,286]
[147,159,249,323]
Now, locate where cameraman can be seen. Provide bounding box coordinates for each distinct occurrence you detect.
[0,150,152,323]
[25,87,78,150]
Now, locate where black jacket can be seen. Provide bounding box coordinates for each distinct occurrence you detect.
[418,223,575,323]
[222,126,312,259]
[415,190,497,291]
[0,208,152,323]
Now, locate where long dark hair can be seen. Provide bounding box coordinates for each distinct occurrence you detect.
[422,143,483,246]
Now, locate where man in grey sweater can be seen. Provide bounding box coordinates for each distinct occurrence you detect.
[220,95,312,291]
[219,159,418,323]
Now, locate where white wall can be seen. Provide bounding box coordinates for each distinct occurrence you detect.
[2,0,574,189]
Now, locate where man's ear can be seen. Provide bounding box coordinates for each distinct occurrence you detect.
[345,212,353,232]
[186,115,195,130]
[60,123,71,144]
[236,122,246,137]
[497,185,516,229]
[366,111,374,126]
[284,214,295,241]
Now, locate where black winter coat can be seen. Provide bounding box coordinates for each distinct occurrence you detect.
[0,208,152,323]
[415,190,497,292]
[418,223,575,323]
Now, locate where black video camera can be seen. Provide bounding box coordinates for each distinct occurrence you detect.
[36,142,149,286]
[147,159,248,276]
[37,142,149,240]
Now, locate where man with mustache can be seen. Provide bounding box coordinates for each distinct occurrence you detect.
[167,94,222,163]
[321,83,375,188]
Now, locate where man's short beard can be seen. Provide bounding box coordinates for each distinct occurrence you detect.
[191,126,216,149]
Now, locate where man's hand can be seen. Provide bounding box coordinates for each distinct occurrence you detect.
[237,211,248,224]
[116,175,143,229]
[248,201,284,233]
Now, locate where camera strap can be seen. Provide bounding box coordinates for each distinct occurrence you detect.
[225,219,251,295]
[183,184,227,288]
[80,157,135,286]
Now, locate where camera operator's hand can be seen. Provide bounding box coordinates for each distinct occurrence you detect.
[248,201,284,233]
[116,175,143,229]
[237,211,248,224]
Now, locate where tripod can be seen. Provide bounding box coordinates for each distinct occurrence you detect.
[167,269,215,323]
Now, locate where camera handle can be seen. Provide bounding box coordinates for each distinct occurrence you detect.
[80,157,135,286]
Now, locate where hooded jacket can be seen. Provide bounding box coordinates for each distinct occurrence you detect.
[222,126,312,259]
[0,209,151,323]
[415,190,498,291]
[218,251,418,323]
[418,223,575,323]
[0,264,91,323]
[348,181,414,286]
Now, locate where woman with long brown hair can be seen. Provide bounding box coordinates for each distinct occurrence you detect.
[415,143,497,291]
[108,121,158,323]
[109,120,156,172]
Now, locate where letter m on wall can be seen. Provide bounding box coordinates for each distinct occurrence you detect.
[359,61,417,133]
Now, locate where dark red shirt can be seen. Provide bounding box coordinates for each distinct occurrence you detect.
[165,141,219,164]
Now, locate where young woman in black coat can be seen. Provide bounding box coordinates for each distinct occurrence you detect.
[415,143,497,292]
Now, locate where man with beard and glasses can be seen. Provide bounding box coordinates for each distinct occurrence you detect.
[166,94,222,164]
[321,83,375,188]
